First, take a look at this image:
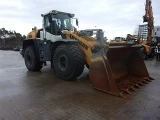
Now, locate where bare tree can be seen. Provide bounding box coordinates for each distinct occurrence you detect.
[133,25,139,35]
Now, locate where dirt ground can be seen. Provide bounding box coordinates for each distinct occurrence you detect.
[0,50,160,120]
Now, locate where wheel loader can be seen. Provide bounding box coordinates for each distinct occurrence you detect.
[108,37,127,46]
[21,10,153,98]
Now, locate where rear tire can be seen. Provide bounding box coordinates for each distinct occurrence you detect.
[149,48,155,58]
[24,46,43,71]
[140,47,148,60]
[54,44,85,80]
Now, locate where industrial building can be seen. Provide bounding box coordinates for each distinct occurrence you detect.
[138,24,160,40]
[154,26,160,37]
[138,24,148,40]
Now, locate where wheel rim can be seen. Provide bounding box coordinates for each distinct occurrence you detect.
[26,53,32,66]
[58,54,68,71]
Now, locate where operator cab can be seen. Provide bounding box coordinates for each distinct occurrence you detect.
[41,10,75,35]
[115,37,125,42]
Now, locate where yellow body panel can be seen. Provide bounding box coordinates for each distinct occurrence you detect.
[142,44,150,53]
[27,29,42,39]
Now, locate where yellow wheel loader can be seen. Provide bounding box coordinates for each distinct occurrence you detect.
[21,10,153,98]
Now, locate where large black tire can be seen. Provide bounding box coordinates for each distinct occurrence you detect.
[24,46,43,71]
[54,44,85,80]
[149,48,155,58]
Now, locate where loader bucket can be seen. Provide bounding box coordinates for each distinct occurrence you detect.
[89,45,154,98]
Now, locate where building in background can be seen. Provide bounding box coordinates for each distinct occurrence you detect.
[138,24,148,40]
[138,25,160,41]
[154,26,160,37]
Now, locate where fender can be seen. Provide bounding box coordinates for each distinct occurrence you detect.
[21,39,42,57]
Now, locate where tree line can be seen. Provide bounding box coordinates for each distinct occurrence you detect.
[0,28,26,50]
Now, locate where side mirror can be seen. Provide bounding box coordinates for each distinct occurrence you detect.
[76,19,79,26]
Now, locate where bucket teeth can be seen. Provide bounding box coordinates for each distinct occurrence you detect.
[135,84,141,88]
[121,89,132,95]
[116,76,154,98]
[126,84,137,92]
[125,90,132,95]
[149,77,154,80]
[142,77,153,82]
[119,93,126,98]
[142,80,149,84]
[128,86,136,92]
[146,79,152,82]
[130,87,136,91]
[139,82,145,86]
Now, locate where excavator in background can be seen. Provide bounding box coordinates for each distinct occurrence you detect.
[110,0,156,60]
[140,0,155,59]
[20,10,153,98]
[126,34,140,44]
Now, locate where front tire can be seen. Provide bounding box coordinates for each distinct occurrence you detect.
[24,46,43,71]
[54,44,85,80]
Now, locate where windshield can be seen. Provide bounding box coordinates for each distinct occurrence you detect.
[115,37,124,42]
[52,13,73,31]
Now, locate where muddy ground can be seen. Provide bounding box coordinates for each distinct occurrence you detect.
[0,50,160,120]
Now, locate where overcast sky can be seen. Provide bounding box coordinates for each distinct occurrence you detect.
[0,0,159,39]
